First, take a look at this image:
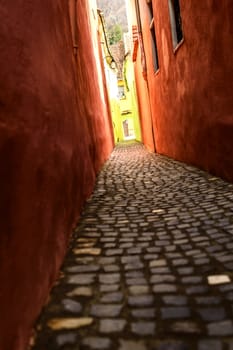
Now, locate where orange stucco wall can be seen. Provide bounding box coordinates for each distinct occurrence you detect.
[134,50,155,152]
[134,0,233,181]
[0,2,113,349]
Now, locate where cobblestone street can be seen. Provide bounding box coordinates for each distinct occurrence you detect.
[32,142,233,350]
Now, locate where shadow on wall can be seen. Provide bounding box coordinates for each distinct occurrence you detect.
[0,1,113,350]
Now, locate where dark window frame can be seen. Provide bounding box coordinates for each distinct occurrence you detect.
[168,0,184,50]
[146,0,159,72]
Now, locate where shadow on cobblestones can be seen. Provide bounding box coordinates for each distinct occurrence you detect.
[32,142,233,350]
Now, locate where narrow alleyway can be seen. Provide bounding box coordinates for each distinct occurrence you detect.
[32,142,233,350]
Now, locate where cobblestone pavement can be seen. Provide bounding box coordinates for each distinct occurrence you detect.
[32,142,233,350]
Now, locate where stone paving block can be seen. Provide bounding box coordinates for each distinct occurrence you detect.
[99,319,126,333]
[131,321,156,335]
[119,339,147,350]
[47,317,93,330]
[198,340,222,350]
[100,237,116,243]
[219,283,233,292]
[120,243,134,249]
[55,332,77,347]
[104,243,117,248]
[195,296,222,305]
[149,259,167,268]
[161,307,191,319]
[66,265,100,273]
[166,253,183,259]
[157,342,190,350]
[105,249,123,256]
[62,299,82,313]
[151,274,176,284]
[155,240,171,246]
[126,277,147,285]
[126,271,144,278]
[194,258,210,265]
[67,286,93,297]
[153,284,177,293]
[99,273,120,284]
[181,276,203,284]
[100,292,123,303]
[82,336,112,349]
[181,249,201,256]
[131,308,156,318]
[163,295,188,305]
[186,285,209,295]
[76,256,94,264]
[100,284,119,292]
[90,304,122,317]
[103,264,120,272]
[144,254,159,260]
[129,285,150,295]
[74,248,101,256]
[147,247,162,253]
[197,307,226,321]
[207,320,233,336]
[151,267,171,274]
[98,257,116,265]
[177,267,194,275]
[124,262,144,271]
[127,247,142,254]
[169,321,201,334]
[128,295,154,306]
[180,244,193,251]
[172,259,189,266]
[165,245,176,252]
[226,292,233,301]
[121,255,141,264]
[67,274,95,285]
[216,254,233,263]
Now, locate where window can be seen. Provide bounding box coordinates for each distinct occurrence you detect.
[146,0,159,72]
[168,0,183,49]
[118,85,125,99]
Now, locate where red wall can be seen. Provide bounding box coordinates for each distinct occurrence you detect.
[0,2,113,349]
[136,0,233,181]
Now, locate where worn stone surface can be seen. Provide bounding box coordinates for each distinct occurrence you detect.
[82,336,111,349]
[32,143,233,350]
[131,321,156,335]
[207,320,233,336]
[119,340,147,350]
[47,317,93,330]
[198,340,222,350]
[99,319,126,333]
[90,304,122,317]
[67,287,93,297]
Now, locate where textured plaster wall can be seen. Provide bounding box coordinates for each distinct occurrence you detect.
[0,1,113,349]
[137,0,233,181]
[127,0,155,151]
[134,56,155,152]
[123,56,142,142]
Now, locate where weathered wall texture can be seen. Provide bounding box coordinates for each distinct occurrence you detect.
[134,55,155,152]
[133,0,233,181]
[127,0,155,151]
[0,1,113,349]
